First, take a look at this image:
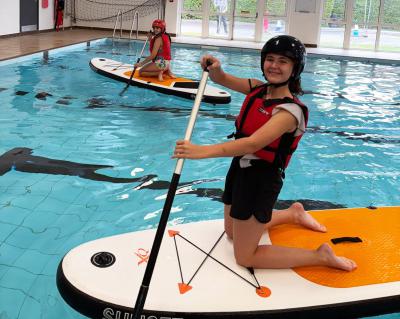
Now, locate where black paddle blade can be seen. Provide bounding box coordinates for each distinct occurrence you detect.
[119,82,130,96]
[119,66,137,96]
[119,38,148,97]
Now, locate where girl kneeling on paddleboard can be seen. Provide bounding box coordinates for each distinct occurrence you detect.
[173,35,357,272]
[134,19,176,82]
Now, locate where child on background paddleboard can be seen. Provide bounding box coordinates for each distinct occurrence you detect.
[134,19,176,82]
[173,35,357,272]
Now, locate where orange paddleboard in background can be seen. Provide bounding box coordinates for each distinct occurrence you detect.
[90,57,231,104]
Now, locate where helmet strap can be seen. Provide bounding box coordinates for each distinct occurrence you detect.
[264,76,290,88]
[270,80,290,88]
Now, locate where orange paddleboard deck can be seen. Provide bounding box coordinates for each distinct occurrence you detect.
[57,206,400,319]
[269,206,400,288]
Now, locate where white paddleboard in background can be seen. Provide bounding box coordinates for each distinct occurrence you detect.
[57,206,400,319]
[90,57,231,104]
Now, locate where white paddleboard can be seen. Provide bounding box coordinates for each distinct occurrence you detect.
[57,206,400,319]
[90,57,231,104]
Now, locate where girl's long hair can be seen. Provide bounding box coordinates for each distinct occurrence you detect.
[289,78,304,96]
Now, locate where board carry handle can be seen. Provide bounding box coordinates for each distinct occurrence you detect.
[132,61,212,319]
[119,34,150,96]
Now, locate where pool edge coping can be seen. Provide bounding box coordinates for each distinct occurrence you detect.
[0,37,399,65]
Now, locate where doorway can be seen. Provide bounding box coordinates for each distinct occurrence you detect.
[179,0,289,42]
[262,0,288,42]
[349,0,381,50]
[209,0,232,39]
[232,0,258,41]
[208,0,259,41]
[20,0,38,32]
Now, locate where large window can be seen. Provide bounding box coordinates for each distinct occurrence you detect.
[379,0,400,52]
[179,0,400,52]
[179,0,288,42]
[180,0,203,37]
[350,0,380,50]
[262,0,288,42]
[208,0,233,39]
[232,0,258,40]
[320,0,346,48]
[320,0,400,52]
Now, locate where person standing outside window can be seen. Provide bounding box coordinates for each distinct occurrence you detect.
[214,0,228,34]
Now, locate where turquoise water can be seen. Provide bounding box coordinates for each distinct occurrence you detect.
[0,38,399,318]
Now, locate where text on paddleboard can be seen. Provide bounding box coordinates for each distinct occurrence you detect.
[103,307,183,319]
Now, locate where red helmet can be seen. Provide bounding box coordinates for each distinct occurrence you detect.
[152,19,166,32]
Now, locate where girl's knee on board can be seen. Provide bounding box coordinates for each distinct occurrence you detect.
[233,242,261,268]
[224,219,233,239]
[233,248,255,268]
[225,228,233,240]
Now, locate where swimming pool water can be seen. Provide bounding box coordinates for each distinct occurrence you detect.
[0,38,399,318]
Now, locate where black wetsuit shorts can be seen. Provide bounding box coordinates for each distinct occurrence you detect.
[222,156,283,224]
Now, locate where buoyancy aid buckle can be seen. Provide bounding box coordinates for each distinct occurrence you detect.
[246,159,286,179]
[227,131,247,139]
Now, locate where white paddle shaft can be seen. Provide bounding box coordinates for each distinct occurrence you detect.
[138,38,148,58]
[174,70,210,174]
[132,67,211,319]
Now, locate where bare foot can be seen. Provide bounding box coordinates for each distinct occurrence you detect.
[168,72,177,79]
[317,243,357,271]
[291,202,327,232]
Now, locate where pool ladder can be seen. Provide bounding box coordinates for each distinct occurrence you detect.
[112,10,140,40]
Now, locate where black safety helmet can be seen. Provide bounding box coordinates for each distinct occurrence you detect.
[260,35,306,82]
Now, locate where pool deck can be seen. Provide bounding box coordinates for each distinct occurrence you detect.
[0,28,399,62]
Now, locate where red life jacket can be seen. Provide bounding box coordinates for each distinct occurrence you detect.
[234,84,309,169]
[149,33,172,61]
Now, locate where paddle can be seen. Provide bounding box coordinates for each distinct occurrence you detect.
[132,61,212,319]
[119,36,150,96]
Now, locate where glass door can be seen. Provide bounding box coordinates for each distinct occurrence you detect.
[209,0,233,38]
[320,0,400,52]
[180,0,204,37]
[232,0,258,41]
[320,0,347,48]
[350,0,381,50]
[262,0,288,42]
[378,0,400,52]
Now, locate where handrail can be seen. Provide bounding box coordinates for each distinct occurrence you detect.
[129,11,139,39]
[112,10,123,38]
